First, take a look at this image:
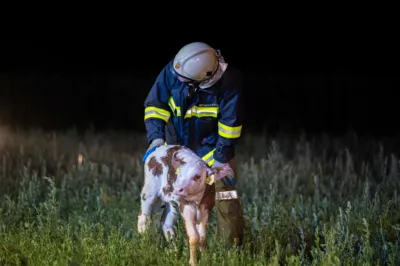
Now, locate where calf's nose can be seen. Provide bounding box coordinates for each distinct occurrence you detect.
[173,187,184,194]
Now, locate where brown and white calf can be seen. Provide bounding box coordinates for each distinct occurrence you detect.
[138,145,227,266]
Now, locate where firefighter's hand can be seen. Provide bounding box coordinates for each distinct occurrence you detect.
[142,138,164,162]
[212,160,236,186]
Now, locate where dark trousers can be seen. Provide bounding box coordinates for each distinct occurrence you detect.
[214,158,244,246]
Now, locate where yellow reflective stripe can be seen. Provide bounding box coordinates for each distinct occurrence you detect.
[144,106,170,122]
[184,106,219,118]
[202,148,216,166]
[168,97,181,115]
[169,97,218,119]
[218,121,242,138]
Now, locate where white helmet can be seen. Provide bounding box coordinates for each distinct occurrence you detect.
[172,42,219,83]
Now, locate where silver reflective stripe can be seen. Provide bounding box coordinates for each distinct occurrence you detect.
[216,190,238,200]
[218,125,241,136]
[187,110,218,115]
[203,155,213,164]
[185,109,218,117]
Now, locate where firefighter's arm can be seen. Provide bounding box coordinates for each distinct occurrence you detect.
[213,69,244,164]
[144,62,176,144]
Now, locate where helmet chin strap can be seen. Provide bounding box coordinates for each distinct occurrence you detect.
[186,82,199,102]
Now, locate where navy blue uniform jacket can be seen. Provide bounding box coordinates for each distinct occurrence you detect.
[144,59,244,166]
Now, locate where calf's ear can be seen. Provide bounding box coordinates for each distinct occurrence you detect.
[170,149,186,170]
[207,166,227,180]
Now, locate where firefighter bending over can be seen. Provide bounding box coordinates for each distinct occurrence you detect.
[142,41,245,246]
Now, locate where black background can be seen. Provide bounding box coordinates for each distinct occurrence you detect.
[1,21,398,138]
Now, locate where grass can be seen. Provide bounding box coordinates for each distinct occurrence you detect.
[0,126,399,265]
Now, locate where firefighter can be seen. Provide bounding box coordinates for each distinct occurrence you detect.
[142,42,245,246]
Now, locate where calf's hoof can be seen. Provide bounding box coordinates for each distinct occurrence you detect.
[199,243,207,252]
[137,214,151,233]
[163,228,176,241]
[189,259,197,266]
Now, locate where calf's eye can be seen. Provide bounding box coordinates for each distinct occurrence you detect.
[193,174,201,180]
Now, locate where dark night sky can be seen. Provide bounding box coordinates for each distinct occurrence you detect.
[0,26,399,137]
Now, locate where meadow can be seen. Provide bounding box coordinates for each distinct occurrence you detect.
[0,126,399,265]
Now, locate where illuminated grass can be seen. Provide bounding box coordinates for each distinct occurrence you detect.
[0,126,399,265]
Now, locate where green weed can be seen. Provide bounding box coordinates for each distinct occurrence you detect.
[0,126,399,265]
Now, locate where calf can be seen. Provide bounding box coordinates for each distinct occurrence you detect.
[138,145,227,266]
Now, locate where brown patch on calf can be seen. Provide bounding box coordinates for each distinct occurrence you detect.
[161,146,187,195]
[148,156,163,176]
[199,183,215,211]
[163,186,173,196]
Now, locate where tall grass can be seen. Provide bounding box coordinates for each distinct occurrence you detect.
[0,126,399,265]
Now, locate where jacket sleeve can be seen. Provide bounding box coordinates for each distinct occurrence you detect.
[213,68,244,163]
[144,61,176,144]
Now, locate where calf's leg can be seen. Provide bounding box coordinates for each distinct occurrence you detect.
[138,186,159,233]
[180,203,199,266]
[197,182,215,252]
[197,207,210,252]
[160,202,179,241]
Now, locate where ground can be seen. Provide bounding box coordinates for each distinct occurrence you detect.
[0,126,399,265]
